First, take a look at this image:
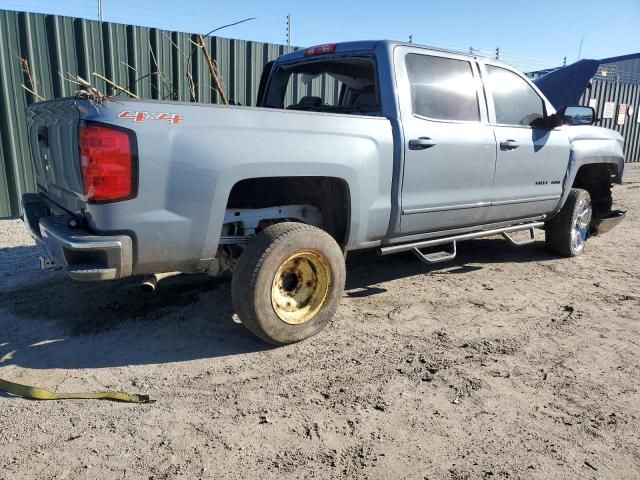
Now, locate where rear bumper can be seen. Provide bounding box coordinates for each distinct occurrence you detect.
[22,194,133,281]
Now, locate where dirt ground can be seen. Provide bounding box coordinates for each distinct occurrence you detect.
[1,165,639,480]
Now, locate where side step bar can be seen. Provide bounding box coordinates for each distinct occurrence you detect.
[501,227,537,246]
[412,242,457,264]
[379,222,545,260]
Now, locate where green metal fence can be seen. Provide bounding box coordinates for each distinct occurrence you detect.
[580,80,640,165]
[0,9,303,218]
[2,9,639,218]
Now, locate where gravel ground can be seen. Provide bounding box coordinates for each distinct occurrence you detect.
[1,164,639,480]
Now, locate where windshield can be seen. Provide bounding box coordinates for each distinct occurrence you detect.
[263,57,380,115]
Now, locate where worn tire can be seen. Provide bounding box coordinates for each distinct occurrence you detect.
[545,188,592,257]
[231,222,346,345]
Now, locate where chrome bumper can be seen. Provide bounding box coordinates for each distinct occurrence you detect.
[22,194,133,281]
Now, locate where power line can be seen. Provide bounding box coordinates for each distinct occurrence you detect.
[286,14,291,46]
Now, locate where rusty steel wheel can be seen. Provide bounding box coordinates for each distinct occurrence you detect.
[232,222,346,345]
[271,251,331,325]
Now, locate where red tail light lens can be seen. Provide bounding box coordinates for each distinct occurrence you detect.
[79,123,136,202]
[304,43,336,57]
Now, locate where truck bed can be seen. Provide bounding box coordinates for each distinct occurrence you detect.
[27,98,394,274]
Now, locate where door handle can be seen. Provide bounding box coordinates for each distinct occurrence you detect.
[408,137,436,150]
[500,139,519,150]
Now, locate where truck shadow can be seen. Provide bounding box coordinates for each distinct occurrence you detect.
[0,237,557,369]
[346,237,557,294]
[0,268,266,369]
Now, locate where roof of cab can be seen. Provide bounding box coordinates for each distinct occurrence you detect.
[274,39,476,64]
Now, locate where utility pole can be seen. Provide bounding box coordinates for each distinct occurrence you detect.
[409,34,413,43]
[97,0,103,21]
[286,14,291,46]
[563,56,567,67]
[577,36,583,60]
[495,47,499,60]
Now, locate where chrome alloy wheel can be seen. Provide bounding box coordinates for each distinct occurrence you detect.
[571,197,592,254]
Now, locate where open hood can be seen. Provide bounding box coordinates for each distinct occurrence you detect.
[533,59,600,109]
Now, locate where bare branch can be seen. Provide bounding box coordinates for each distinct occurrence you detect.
[17,56,43,100]
[161,32,189,60]
[201,17,256,38]
[186,72,197,102]
[59,72,108,103]
[185,18,256,74]
[197,34,228,105]
[148,39,174,99]
[134,71,159,85]
[74,75,93,88]
[93,72,139,98]
[121,61,138,73]
[20,83,45,101]
[60,72,84,87]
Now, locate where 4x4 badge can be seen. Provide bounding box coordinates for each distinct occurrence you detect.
[117,111,183,124]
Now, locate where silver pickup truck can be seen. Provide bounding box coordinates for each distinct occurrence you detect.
[22,40,625,345]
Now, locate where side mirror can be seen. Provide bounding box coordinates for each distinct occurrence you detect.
[558,105,595,126]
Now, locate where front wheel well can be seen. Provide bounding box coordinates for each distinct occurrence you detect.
[571,164,615,217]
[226,176,350,247]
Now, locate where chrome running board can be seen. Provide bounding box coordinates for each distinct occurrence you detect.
[379,222,545,257]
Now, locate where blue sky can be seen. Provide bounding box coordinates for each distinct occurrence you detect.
[2,0,638,72]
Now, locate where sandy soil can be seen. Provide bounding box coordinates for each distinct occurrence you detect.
[1,164,639,480]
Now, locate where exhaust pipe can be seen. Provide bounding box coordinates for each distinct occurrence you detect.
[141,272,180,292]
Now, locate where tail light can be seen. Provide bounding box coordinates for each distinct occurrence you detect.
[79,122,137,202]
[304,43,336,57]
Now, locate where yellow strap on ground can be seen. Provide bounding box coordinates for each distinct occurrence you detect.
[0,378,152,403]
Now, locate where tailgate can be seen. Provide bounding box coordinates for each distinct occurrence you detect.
[27,98,85,212]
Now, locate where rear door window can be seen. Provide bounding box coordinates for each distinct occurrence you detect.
[485,65,545,126]
[405,54,480,122]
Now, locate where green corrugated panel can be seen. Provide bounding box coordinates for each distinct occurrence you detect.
[0,10,36,217]
[0,127,12,218]
[236,38,253,107]
[152,28,176,100]
[76,18,107,92]
[172,32,192,102]
[126,25,152,99]
[19,12,55,102]
[250,41,288,106]
[627,85,640,162]
[244,39,256,106]
[584,80,640,162]
[192,33,212,104]
[213,36,231,104]
[102,22,129,96]
[48,15,79,97]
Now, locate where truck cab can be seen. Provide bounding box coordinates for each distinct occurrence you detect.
[258,41,623,240]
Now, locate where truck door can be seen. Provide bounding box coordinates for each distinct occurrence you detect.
[480,62,570,222]
[394,47,497,234]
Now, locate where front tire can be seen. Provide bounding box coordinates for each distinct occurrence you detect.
[231,222,346,345]
[545,188,592,257]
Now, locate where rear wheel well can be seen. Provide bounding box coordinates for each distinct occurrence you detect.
[572,164,614,217]
[226,177,350,247]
